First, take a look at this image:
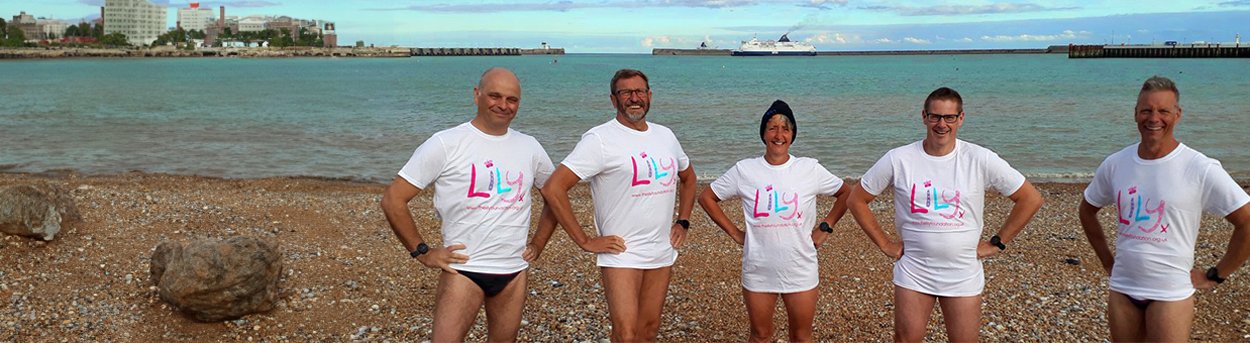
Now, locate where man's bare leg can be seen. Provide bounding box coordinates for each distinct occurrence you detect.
[742,289,779,342]
[602,267,645,342]
[484,270,529,342]
[636,266,673,342]
[781,288,819,343]
[936,294,982,343]
[894,286,937,343]
[1143,295,1194,342]
[1107,291,1146,342]
[432,271,486,342]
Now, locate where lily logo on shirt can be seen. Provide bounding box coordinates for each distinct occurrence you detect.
[1117,186,1168,234]
[466,160,525,203]
[751,185,801,220]
[909,180,964,220]
[630,151,677,187]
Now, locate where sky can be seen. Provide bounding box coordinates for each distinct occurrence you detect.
[3,0,1248,52]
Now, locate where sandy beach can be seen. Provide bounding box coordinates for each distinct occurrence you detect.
[2,172,1248,342]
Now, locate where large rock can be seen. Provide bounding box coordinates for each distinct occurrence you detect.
[150,236,282,322]
[0,185,80,240]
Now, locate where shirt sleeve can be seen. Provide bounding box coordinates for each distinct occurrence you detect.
[859,152,895,196]
[1083,157,1115,208]
[674,133,691,172]
[397,135,448,190]
[984,151,1027,196]
[814,160,844,196]
[531,139,556,189]
[710,164,742,201]
[560,132,606,180]
[1200,160,1250,217]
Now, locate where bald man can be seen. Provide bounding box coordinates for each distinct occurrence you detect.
[381,67,559,342]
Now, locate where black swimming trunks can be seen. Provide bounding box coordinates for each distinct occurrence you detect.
[458,270,522,297]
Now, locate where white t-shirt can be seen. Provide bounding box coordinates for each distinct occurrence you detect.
[1084,143,1250,301]
[561,119,691,268]
[397,122,555,274]
[711,155,843,293]
[860,140,1026,296]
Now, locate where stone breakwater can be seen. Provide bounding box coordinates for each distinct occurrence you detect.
[2,172,1249,341]
[0,47,412,59]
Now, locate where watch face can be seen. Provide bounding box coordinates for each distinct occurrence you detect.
[417,243,429,254]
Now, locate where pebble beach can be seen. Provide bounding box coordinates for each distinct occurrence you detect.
[2,172,1249,342]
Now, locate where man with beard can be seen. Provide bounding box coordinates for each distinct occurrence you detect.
[847,87,1044,343]
[541,68,697,342]
[381,67,559,342]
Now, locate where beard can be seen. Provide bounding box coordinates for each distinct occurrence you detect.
[616,101,649,123]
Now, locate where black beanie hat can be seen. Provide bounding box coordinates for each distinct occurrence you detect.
[760,100,797,144]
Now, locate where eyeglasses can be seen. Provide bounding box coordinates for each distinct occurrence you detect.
[614,88,649,98]
[925,113,962,123]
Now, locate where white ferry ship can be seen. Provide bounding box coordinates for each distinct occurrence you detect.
[732,34,817,56]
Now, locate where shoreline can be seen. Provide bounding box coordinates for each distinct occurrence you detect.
[3,171,1250,341]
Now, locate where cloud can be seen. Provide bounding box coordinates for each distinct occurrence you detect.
[804,32,861,44]
[903,37,931,44]
[1219,0,1250,6]
[167,1,282,7]
[641,35,714,48]
[956,37,974,43]
[798,0,850,10]
[78,0,103,5]
[861,2,1079,16]
[980,29,1091,42]
[875,37,894,44]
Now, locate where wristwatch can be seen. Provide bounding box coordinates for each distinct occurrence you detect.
[989,235,1006,251]
[818,222,833,233]
[674,219,690,230]
[1206,267,1226,284]
[409,242,430,258]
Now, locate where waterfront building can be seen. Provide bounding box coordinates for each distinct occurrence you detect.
[177,2,214,32]
[103,0,166,46]
[237,15,268,32]
[38,19,69,40]
[10,12,40,41]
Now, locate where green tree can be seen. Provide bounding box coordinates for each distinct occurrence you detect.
[188,29,205,40]
[92,22,103,39]
[100,32,129,47]
[64,24,78,37]
[3,27,27,47]
[0,18,7,37]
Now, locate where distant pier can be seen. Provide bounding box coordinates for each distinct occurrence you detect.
[1069,44,1250,58]
[409,47,565,56]
[652,47,1063,56]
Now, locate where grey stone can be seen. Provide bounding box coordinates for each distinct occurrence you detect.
[150,236,282,322]
[0,185,80,241]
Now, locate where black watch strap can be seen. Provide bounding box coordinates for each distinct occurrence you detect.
[818,222,833,233]
[410,242,430,258]
[674,219,690,230]
[1207,267,1227,284]
[990,235,1006,251]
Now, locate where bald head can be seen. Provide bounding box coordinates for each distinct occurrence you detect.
[472,67,522,133]
[478,67,519,89]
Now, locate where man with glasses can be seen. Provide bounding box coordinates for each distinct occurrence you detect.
[1079,76,1250,342]
[541,68,697,342]
[847,87,1044,342]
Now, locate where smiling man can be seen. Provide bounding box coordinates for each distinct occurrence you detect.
[380,67,559,342]
[847,87,1044,343]
[1078,76,1250,342]
[541,68,697,342]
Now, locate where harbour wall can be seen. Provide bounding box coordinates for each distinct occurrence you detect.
[1069,44,1250,58]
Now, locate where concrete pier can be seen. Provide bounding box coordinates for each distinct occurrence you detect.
[1069,44,1250,58]
[409,47,565,56]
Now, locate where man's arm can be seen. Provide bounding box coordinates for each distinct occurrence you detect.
[1193,204,1250,288]
[1078,199,1115,274]
[380,177,468,274]
[978,181,1044,258]
[539,166,624,254]
[523,200,559,262]
[670,165,697,248]
[848,183,902,259]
